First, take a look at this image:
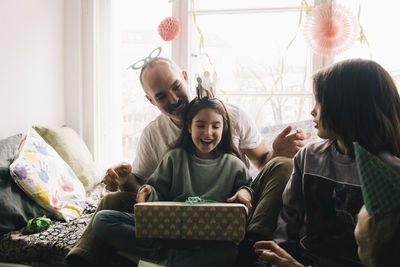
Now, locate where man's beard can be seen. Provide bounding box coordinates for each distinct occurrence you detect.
[166,97,189,116]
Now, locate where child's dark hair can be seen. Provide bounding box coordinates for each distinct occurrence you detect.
[313,58,400,156]
[172,97,245,162]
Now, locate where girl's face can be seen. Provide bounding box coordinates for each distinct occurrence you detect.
[311,99,335,140]
[311,97,349,153]
[189,108,224,159]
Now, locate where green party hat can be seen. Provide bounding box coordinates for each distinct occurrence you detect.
[353,142,400,216]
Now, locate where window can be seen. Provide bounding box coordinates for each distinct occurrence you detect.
[186,0,315,129]
[110,0,172,163]
[108,0,317,163]
[334,0,400,76]
[86,0,400,164]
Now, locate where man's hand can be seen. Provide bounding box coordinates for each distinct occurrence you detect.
[103,163,133,192]
[227,188,252,213]
[136,185,152,203]
[254,241,304,267]
[272,126,311,159]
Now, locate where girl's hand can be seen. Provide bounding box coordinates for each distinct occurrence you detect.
[226,188,252,213]
[254,241,304,267]
[136,185,152,203]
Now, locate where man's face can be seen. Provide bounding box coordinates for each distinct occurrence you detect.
[141,60,190,123]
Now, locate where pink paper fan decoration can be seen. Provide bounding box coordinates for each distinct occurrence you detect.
[303,2,359,56]
[158,17,180,41]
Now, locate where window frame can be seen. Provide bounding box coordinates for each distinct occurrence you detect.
[67,0,336,163]
[171,0,333,97]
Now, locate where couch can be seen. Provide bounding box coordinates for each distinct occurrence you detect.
[0,121,316,266]
[0,126,135,266]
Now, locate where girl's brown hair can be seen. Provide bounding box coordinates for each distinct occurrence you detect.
[313,58,400,156]
[172,97,245,163]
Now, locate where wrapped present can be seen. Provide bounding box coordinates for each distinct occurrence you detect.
[134,202,247,241]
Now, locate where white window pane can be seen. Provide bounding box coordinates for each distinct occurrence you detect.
[225,95,313,127]
[334,1,400,75]
[192,0,302,10]
[111,0,172,162]
[189,11,313,127]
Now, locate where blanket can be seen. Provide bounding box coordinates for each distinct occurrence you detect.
[0,184,133,266]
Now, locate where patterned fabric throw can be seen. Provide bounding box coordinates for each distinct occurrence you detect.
[23,216,51,234]
[353,142,400,215]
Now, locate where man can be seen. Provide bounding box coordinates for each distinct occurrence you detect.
[66,57,309,266]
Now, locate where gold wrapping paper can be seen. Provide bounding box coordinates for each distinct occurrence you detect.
[134,202,247,241]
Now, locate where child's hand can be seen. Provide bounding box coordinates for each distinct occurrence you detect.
[136,185,152,203]
[227,188,252,212]
[254,241,304,267]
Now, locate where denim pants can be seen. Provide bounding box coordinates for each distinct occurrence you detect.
[66,157,293,266]
[92,209,238,267]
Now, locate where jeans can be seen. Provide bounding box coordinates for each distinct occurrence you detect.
[66,157,293,266]
[92,210,238,267]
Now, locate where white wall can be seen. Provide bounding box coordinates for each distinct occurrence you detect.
[65,0,83,138]
[0,0,65,139]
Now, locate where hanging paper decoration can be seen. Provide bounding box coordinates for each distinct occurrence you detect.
[158,17,180,41]
[303,2,359,56]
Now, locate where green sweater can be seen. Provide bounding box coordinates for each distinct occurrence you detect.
[145,148,253,202]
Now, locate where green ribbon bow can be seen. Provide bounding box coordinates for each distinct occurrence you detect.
[184,196,218,204]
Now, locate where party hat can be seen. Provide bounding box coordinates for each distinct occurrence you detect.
[353,142,400,216]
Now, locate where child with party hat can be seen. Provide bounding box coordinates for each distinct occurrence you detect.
[353,142,400,267]
[255,59,400,267]
[253,60,400,267]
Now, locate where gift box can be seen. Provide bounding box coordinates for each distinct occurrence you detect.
[134,202,247,241]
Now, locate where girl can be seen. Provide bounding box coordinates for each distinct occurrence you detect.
[92,94,254,267]
[136,94,253,205]
[259,59,400,267]
[253,206,400,267]
[254,143,400,267]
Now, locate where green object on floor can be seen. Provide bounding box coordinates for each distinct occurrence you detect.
[23,215,51,234]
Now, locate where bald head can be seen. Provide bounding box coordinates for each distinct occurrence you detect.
[138,57,190,124]
[140,57,182,94]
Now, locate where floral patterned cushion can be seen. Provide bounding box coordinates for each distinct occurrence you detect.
[9,128,86,221]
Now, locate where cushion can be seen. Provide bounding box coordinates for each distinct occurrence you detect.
[0,167,53,235]
[0,133,23,168]
[33,125,100,192]
[10,128,86,221]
